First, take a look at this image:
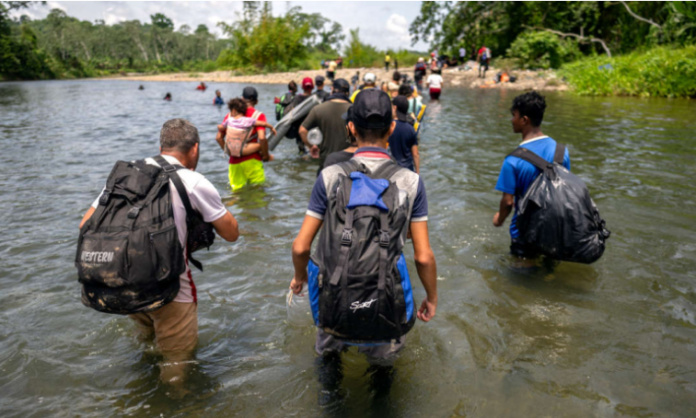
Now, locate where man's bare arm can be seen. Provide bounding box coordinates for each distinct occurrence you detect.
[410,221,437,322]
[212,211,239,242]
[493,192,514,227]
[290,215,323,294]
[411,145,420,174]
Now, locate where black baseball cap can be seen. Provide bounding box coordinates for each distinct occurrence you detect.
[392,95,410,122]
[332,78,350,93]
[315,75,325,84]
[242,86,258,101]
[351,88,392,129]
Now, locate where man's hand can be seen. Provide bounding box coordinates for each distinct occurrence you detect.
[310,145,319,159]
[417,297,437,322]
[493,212,503,227]
[269,126,277,136]
[289,276,306,295]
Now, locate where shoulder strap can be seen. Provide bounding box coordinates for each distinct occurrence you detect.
[370,160,402,180]
[336,159,362,176]
[507,147,553,172]
[553,143,566,165]
[153,155,206,271]
[153,156,194,220]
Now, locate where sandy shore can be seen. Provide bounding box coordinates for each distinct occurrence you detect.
[104,62,568,92]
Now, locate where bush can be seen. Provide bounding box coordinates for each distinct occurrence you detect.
[560,45,696,98]
[506,31,581,70]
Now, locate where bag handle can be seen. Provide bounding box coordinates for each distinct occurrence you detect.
[508,147,557,180]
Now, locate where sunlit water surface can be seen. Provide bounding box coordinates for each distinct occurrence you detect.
[1,79,695,417]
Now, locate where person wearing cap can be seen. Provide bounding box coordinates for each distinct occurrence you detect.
[289,88,437,402]
[389,95,420,173]
[313,75,330,102]
[215,86,272,191]
[426,68,444,100]
[285,77,316,153]
[299,78,352,169]
[349,72,377,102]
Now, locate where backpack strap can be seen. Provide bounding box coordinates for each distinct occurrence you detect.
[553,143,566,165]
[370,160,402,181]
[329,207,355,287]
[377,211,389,291]
[508,147,557,180]
[153,155,204,271]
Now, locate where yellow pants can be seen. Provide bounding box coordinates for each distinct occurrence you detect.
[228,159,265,191]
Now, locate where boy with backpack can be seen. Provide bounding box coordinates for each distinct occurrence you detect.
[77,119,239,388]
[289,89,437,402]
[494,92,609,264]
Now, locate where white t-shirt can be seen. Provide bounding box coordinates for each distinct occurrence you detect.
[427,74,443,89]
[91,154,227,303]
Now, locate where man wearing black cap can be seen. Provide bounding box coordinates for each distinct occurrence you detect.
[299,78,353,168]
[289,88,438,402]
[389,95,420,173]
[313,75,330,102]
[215,86,271,190]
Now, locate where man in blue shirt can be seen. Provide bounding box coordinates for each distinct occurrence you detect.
[494,92,570,259]
[388,95,420,173]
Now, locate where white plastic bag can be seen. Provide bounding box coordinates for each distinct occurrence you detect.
[286,289,312,327]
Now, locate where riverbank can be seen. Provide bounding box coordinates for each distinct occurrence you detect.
[102,62,569,92]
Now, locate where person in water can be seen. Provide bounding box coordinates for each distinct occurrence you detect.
[79,119,239,388]
[389,95,420,173]
[290,88,437,404]
[493,91,570,262]
[164,92,172,101]
[213,90,224,106]
[426,69,443,100]
[299,78,352,169]
[285,77,316,153]
[384,71,401,98]
[196,82,207,91]
[217,98,277,151]
[314,75,330,102]
[350,72,377,102]
[138,85,144,90]
[215,87,272,191]
[321,105,358,170]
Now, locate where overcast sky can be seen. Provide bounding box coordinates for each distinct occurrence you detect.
[14,1,429,51]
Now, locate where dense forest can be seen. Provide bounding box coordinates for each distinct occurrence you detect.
[1,1,694,96]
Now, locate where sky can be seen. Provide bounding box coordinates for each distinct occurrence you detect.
[13,1,430,52]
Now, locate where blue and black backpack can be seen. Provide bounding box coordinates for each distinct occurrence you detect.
[307,160,416,342]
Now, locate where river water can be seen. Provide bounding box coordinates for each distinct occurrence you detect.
[1,79,695,417]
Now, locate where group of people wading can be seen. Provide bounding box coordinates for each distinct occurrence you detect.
[77,70,609,402]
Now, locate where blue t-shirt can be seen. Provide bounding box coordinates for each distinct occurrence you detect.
[495,136,571,239]
[388,120,418,171]
[308,147,428,222]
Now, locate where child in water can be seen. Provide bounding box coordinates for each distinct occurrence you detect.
[218,98,276,158]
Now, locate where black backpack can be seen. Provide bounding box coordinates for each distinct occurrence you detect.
[509,144,610,264]
[308,160,416,342]
[76,156,214,314]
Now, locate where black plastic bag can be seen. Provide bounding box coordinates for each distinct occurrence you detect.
[511,146,610,264]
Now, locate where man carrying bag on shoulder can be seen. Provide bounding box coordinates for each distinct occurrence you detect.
[76,118,239,387]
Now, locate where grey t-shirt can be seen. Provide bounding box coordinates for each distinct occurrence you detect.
[301,100,351,167]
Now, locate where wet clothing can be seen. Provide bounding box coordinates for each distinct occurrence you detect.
[228,158,265,191]
[301,99,352,168]
[222,107,268,189]
[92,154,227,304]
[388,120,418,172]
[213,96,224,105]
[495,136,571,240]
[307,147,428,353]
[429,88,441,100]
[130,301,198,354]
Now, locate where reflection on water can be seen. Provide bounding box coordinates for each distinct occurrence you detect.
[0,79,695,417]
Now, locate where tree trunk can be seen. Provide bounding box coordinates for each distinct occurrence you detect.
[134,37,149,61]
[80,41,91,61]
